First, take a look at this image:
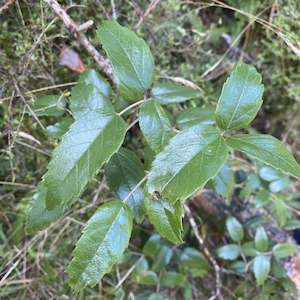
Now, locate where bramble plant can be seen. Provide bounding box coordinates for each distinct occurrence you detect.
[26,21,300,291]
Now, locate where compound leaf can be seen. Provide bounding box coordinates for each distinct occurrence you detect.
[68,200,132,291]
[139,100,174,153]
[98,21,155,102]
[147,125,228,203]
[215,64,264,130]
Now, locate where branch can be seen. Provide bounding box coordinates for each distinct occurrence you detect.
[44,0,113,81]
[184,203,223,300]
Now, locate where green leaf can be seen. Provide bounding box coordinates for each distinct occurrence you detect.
[139,100,174,153]
[78,69,111,98]
[44,85,126,209]
[161,271,186,287]
[97,21,155,102]
[176,107,215,129]
[152,246,173,272]
[26,184,70,233]
[274,197,288,227]
[147,125,228,203]
[242,241,257,257]
[145,196,183,244]
[143,234,163,258]
[255,227,269,252]
[46,117,73,139]
[253,255,270,285]
[215,63,264,130]
[68,200,132,291]
[226,134,300,180]
[272,243,297,259]
[217,244,240,260]
[151,82,201,105]
[226,217,244,242]
[211,164,234,199]
[32,94,66,117]
[259,166,281,182]
[180,247,209,271]
[105,148,145,222]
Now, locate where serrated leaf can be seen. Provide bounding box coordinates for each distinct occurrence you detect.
[255,227,269,252]
[32,94,66,117]
[176,107,215,129]
[151,82,201,105]
[226,134,300,180]
[147,125,228,203]
[97,21,154,102]
[145,196,183,244]
[26,184,71,234]
[217,244,240,260]
[105,148,145,222]
[139,100,174,153]
[68,200,132,290]
[253,255,270,285]
[44,85,126,209]
[226,217,244,242]
[272,243,297,258]
[215,63,264,130]
[78,69,111,98]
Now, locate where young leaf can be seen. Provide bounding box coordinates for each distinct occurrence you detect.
[44,85,126,209]
[147,124,228,203]
[68,200,132,291]
[253,255,270,285]
[226,134,300,180]
[215,63,264,130]
[139,100,174,153]
[272,243,297,259]
[97,21,155,102]
[145,196,183,244]
[176,107,215,129]
[226,217,244,242]
[105,148,145,222]
[32,94,66,117]
[151,82,201,105]
[217,244,240,260]
[26,184,71,233]
[255,227,269,252]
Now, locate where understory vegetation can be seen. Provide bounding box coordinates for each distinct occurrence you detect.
[1,1,300,299]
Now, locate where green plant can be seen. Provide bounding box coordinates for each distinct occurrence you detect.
[26,20,300,291]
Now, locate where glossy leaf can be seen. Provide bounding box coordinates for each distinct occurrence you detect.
[98,21,155,102]
[147,125,228,203]
[226,217,244,242]
[151,82,201,105]
[145,196,183,244]
[44,84,126,209]
[26,184,71,233]
[215,63,264,130]
[176,107,215,129]
[253,255,270,285]
[226,134,300,180]
[255,227,269,252]
[139,100,174,153]
[217,244,240,260]
[105,148,145,222]
[32,94,66,117]
[272,243,297,258]
[68,200,132,290]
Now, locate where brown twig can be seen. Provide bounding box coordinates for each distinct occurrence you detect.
[0,0,15,14]
[135,0,161,28]
[44,0,113,81]
[184,203,223,300]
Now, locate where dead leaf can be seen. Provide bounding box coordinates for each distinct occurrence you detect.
[59,47,85,73]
